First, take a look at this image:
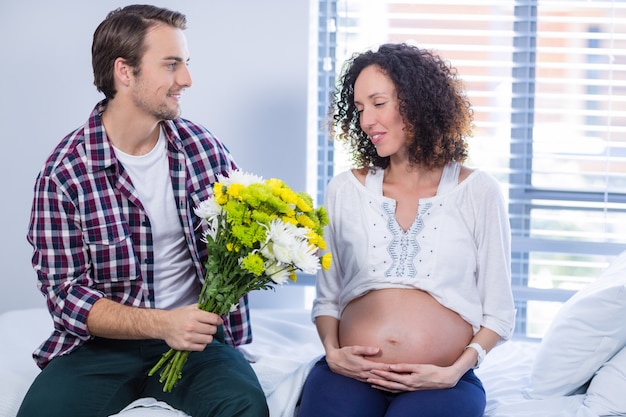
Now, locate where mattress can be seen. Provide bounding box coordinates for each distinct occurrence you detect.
[0,308,585,417]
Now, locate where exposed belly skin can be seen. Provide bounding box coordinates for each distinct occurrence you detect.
[339,288,473,366]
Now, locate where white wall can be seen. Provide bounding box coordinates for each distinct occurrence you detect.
[0,1,311,313]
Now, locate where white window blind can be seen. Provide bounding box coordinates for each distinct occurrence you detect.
[314,0,626,338]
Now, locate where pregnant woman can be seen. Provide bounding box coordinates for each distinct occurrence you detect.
[298,43,516,417]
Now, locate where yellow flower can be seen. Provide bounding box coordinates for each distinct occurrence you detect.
[227,183,245,200]
[213,183,227,205]
[266,178,285,190]
[321,252,332,270]
[297,213,315,229]
[295,196,313,213]
[282,215,298,226]
[307,231,327,250]
[279,188,299,205]
[289,270,297,282]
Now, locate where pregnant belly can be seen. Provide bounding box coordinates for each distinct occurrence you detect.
[339,288,473,366]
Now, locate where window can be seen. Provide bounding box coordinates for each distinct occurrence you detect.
[313,0,626,338]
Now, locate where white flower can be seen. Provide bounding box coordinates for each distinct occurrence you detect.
[266,219,305,245]
[262,220,298,264]
[264,241,293,265]
[195,199,224,241]
[265,263,291,284]
[194,198,222,221]
[217,170,264,187]
[290,240,321,274]
[262,219,320,274]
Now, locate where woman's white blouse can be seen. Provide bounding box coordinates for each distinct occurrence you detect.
[312,163,516,339]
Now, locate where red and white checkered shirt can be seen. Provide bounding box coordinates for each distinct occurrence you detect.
[27,100,252,368]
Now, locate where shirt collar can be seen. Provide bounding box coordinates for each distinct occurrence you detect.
[84,100,184,172]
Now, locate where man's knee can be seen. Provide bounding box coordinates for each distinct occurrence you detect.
[190,382,268,417]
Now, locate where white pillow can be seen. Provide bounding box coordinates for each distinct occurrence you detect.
[583,346,626,417]
[525,250,626,399]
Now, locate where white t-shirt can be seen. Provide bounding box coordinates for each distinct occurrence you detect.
[312,162,516,339]
[113,130,199,309]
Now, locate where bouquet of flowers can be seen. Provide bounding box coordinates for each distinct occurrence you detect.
[149,170,331,392]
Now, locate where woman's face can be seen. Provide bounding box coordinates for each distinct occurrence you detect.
[353,65,407,159]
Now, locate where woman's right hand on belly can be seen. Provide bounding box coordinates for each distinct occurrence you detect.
[326,345,390,382]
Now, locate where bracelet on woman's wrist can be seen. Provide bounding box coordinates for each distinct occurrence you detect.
[464,342,486,368]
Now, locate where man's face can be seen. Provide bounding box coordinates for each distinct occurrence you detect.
[131,24,192,121]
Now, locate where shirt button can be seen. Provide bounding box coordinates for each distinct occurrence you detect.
[144,258,153,264]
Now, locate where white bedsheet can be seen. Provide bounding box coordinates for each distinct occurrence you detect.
[477,339,584,416]
[0,308,585,417]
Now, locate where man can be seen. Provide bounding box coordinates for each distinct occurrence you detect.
[18,5,268,417]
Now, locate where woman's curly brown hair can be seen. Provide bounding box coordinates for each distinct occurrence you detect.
[331,43,473,170]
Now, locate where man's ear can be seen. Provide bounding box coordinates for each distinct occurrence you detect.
[113,57,132,88]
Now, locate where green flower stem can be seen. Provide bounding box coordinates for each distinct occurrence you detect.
[164,350,190,392]
[148,347,175,377]
[148,268,241,392]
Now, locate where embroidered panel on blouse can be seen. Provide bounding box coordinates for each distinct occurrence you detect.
[382,201,431,278]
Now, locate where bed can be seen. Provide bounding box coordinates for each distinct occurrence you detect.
[2,249,626,417]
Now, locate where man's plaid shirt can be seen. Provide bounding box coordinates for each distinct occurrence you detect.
[27,101,252,368]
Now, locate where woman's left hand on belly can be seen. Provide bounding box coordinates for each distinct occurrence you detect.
[367,363,463,393]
